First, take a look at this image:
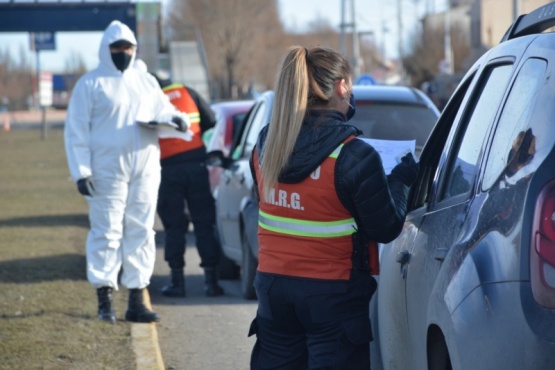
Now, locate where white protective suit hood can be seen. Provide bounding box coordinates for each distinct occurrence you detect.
[99,20,137,73]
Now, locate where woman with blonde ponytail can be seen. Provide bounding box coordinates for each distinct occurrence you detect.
[248,46,418,369]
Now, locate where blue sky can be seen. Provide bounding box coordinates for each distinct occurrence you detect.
[0,0,445,73]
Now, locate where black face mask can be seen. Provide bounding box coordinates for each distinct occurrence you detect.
[346,93,356,121]
[111,52,132,72]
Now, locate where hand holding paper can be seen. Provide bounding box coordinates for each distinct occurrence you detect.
[360,138,417,175]
[171,116,189,132]
[391,152,419,186]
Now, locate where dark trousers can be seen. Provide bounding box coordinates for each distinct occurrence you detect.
[249,272,377,370]
[157,161,221,269]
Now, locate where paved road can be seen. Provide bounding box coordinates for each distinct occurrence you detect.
[149,224,257,370]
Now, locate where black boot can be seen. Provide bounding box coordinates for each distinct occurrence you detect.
[204,267,224,297]
[96,287,116,324]
[125,288,160,323]
[161,268,185,297]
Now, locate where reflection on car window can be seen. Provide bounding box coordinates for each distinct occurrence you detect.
[482,58,546,189]
[350,104,437,150]
[207,111,227,154]
[232,112,248,145]
[410,74,475,210]
[441,63,513,200]
[243,101,268,159]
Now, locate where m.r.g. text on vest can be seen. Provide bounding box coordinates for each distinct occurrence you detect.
[264,188,304,210]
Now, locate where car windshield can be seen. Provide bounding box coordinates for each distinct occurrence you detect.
[350,102,438,150]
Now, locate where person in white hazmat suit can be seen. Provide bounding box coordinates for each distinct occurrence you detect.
[64,20,190,324]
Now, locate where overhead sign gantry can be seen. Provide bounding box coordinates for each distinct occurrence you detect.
[0,0,137,33]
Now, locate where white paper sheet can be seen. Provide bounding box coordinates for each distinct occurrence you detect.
[360,138,416,175]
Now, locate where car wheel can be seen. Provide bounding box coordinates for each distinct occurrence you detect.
[427,332,452,370]
[241,228,257,300]
[214,228,240,280]
[218,254,240,280]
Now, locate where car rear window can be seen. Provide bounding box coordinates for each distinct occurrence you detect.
[350,103,437,149]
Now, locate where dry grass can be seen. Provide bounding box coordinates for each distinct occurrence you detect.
[0,129,135,369]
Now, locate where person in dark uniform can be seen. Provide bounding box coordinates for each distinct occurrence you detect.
[248,46,418,369]
[152,71,224,298]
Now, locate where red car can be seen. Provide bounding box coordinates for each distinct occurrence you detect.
[207,100,254,191]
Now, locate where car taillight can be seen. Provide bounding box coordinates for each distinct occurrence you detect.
[532,180,555,308]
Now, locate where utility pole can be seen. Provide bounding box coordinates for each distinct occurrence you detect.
[340,0,347,56]
[339,0,361,79]
[513,0,520,19]
[351,0,361,79]
[397,0,404,82]
[444,0,453,74]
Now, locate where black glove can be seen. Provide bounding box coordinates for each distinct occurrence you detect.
[390,152,419,186]
[77,177,95,196]
[171,116,187,132]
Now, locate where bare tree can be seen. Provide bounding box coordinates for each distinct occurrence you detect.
[64,51,88,75]
[404,17,470,88]
[168,0,284,99]
[165,0,384,99]
[0,45,33,110]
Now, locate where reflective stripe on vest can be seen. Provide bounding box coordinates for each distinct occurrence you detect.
[329,144,343,159]
[259,210,356,238]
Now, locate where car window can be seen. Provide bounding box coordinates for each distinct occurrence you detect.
[242,101,269,159]
[440,63,513,201]
[350,103,437,151]
[231,112,248,146]
[409,73,475,210]
[482,58,547,190]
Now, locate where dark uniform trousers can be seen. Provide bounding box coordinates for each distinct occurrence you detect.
[157,161,220,269]
[249,271,377,370]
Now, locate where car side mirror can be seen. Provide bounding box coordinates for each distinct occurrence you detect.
[206,150,233,169]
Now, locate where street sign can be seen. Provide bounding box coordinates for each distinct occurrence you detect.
[39,72,53,107]
[30,32,56,51]
[355,74,376,86]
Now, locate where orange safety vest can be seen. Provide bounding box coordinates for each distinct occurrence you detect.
[159,84,204,159]
[254,136,380,280]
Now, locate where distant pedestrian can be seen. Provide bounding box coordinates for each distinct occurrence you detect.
[151,70,225,298]
[248,46,418,369]
[64,20,190,324]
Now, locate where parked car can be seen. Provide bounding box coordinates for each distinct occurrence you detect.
[206,100,254,192]
[208,85,440,299]
[374,4,555,369]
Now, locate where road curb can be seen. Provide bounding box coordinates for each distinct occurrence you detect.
[131,289,165,370]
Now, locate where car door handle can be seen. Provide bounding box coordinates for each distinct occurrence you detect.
[239,174,245,184]
[396,250,410,265]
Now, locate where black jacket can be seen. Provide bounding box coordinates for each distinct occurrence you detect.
[250,109,411,244]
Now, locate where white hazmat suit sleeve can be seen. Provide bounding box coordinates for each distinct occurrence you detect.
[64,77,94,183]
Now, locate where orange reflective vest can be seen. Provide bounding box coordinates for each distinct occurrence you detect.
[159,84,204,159]
[254,136,380,280]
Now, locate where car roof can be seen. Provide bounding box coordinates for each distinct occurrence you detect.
[353,85,428,105]
[211,100,254,111]
[353,85,440,116]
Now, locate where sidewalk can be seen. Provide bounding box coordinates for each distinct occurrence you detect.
[147,223,258,370]
[131,216,166,370]
[131,290,165,370]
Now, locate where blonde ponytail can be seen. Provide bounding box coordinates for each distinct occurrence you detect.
[261,46,308,199]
